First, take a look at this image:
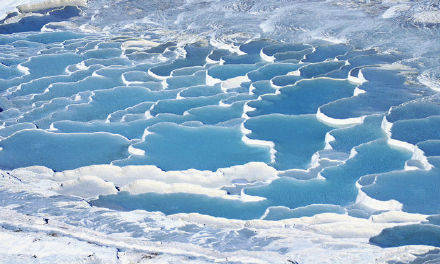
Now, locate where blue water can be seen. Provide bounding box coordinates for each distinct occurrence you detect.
[1,0,440,250]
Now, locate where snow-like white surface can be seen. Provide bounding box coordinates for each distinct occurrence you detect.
[0,0,85,19]
[0,0,36,19]
[54,162,277,200]
[0,167,435,263]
